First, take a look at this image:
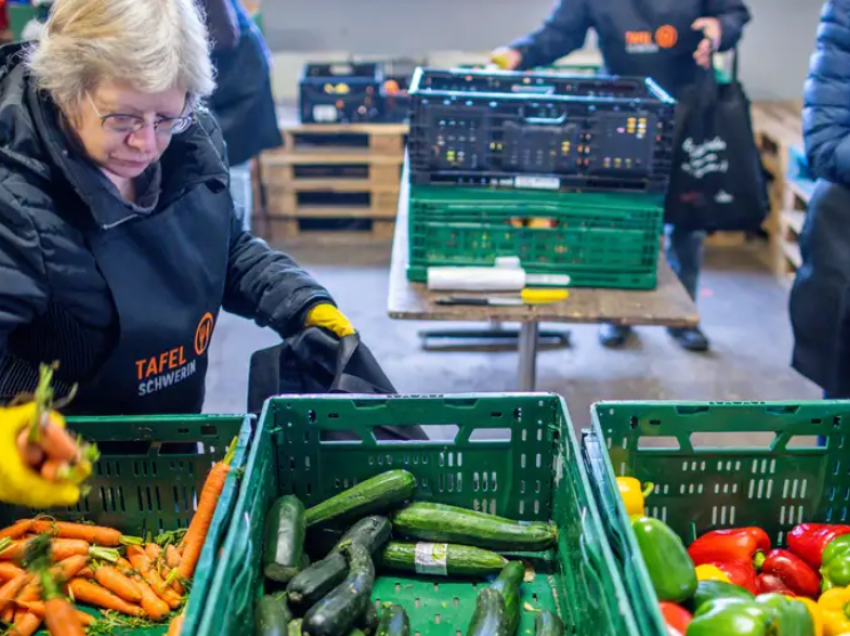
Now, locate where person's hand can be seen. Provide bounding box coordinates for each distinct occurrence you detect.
[692,18,722,69]
[304,304,356,338]
[0,404,82,508]
[489,46,523,71]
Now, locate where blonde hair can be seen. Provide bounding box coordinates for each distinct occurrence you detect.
[26,0,216,111]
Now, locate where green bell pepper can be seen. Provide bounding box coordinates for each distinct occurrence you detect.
[631,516,697,603]
[689,598,778,636]
[690,580,755,614]
[821,534,850,591]
[755,593,815,636]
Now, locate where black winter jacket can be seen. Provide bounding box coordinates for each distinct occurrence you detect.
[0,43,332,410]
[511,0,751,97]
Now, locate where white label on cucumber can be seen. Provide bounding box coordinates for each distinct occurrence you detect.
[514,176,560,190]
[414,542,448,576]
[313,105,339,122]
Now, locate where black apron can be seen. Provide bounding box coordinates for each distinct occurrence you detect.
[70,186,231,416]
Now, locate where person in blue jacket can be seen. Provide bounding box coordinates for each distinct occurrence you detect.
[790,0,850,400]
[491,0,752,352]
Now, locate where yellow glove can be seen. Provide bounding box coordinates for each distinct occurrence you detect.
[0,403,82,508]
[304,304,356,338]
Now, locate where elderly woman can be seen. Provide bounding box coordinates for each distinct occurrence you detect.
[0,0,355,416]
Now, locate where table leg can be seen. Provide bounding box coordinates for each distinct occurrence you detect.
[518,322,539,392]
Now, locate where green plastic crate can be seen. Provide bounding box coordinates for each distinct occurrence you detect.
[199,394,642,636]
[407,185,664,289]
[582,401,850,636]
[0,414,253,636]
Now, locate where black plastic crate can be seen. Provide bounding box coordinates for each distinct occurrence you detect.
[407,67,677,193]
[299,62,383,124]
[379,58,421,123]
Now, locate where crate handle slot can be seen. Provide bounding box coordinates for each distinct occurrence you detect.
[688,432,775,450]
[510,85,556,96]
[521,114,568,126]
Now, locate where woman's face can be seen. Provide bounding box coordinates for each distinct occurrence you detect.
[71,80,189,181]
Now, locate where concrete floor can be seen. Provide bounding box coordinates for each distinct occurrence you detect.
[204,239,822,432]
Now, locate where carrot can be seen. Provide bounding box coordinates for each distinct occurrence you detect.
[145,543,162,560]
[0,563,24,582]
[16,555,88,604]
[126,546,182,610]
[167,612,184,636]
[0,522,33,541]
[27,521,140,547]
[38,422,79,464]
[14,601,95,627]
[16,431,44,469]
[166,545,181,569]
[0,541,27,562]
[43,597,86,636]
[0,573,32,616]
[48,540,89,562]
[67,579,144,617]
[93,566,142,604]
[176,439,237,583]
[8,610,41,636]
[39,460,70,482]
[129,576,170,622]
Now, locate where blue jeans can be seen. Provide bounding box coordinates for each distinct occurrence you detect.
[665,225,705,302]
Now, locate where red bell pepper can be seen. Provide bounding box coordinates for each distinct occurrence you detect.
[688,527,771,568]
[708,560,759,594]
[759,548,821,598]
[786,523,850,570]
[659,601,692,636]
[756,572,797,596]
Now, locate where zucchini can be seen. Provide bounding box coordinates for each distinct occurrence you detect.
[534,611,564,636]
[264,495,307,583]
[357,602,378,635]
[287,551,347,611]
[376,603,410,636]
[333,516,393,555]
[488,561,524,634]
[466,587,510,636]
[256,594,292,636]
[287,619,302,636]
[303,543,375,636]
[379,542,508,577]
[391,503,557,552]
[289,516,392,612]
[306,470,416,528]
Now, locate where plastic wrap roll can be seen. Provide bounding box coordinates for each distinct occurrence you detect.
[426,267,527,292]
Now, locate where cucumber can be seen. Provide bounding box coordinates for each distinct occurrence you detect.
[379,542,508,577]
[256,594,292,636]
[264,495,307,583]
[306,470,416,528]
[376,603,410,636]
[287,619,302,636]
[488,561,524,634]
[466,588,510,636]
[357,602,379,635]
[534,610,564,636]
[391,503,557,552]
[303,543,375,636]
[333,516,393,555]
[289,516,392,612]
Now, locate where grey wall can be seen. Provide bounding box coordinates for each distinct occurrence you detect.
[260,0,824,100]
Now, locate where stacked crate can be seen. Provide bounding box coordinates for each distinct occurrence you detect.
[403,67,678,290]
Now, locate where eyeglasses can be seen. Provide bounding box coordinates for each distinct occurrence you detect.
[86,93,193,136]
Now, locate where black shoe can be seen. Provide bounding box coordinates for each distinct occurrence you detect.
[667,326,710,352]
[599,324,633,348]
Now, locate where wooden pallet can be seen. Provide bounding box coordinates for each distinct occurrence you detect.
[777,175,813,281]
[251,215,395,245]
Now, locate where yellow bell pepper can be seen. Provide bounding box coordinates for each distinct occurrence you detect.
[616,477,654,517]
[695,564,732,584]
[819,587,850,636]
[789,596,823,636]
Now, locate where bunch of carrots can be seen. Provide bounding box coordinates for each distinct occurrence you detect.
[14,363,98,485]
[0,437,238,636]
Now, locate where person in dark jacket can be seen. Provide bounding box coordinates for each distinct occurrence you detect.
[790,0,850,400]
[491,0,751,352]
[0,0,355,416]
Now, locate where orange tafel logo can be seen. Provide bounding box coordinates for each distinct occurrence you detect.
[655,25,678,49]
[194,312,215,356]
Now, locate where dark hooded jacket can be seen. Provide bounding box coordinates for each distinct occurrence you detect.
[0,42,332,414]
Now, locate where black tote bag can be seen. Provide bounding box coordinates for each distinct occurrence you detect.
[247,328,428,441]
[664,56,769,232]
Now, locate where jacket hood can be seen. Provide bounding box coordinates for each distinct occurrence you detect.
[0,42,229,228]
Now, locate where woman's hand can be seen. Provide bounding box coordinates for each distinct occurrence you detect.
[0,404,82,508]
[304,304,356,338]
[692,17,722,69]
[489,46,523,70]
